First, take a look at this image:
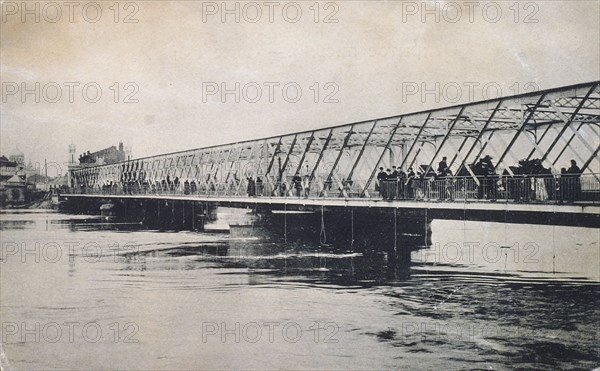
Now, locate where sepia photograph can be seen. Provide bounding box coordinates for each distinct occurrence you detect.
[1,1,599,369]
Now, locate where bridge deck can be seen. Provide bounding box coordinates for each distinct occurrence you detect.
[62,193,600,215]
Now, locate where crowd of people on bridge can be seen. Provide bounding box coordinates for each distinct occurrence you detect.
[72,156,587,204]
[246,173,314,198]
[375,156,585,203]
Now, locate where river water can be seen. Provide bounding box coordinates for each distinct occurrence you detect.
[1,210,598,370]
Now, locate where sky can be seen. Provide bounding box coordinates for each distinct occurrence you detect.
[1,0,599,176]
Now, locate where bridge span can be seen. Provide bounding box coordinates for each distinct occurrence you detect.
[63,193,599,228]
[63,81,600,230]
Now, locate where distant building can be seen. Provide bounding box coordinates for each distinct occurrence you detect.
[78,142,128,167]
[8,147,24,166]
[1,174,27,203]
[0,155,19,182]
[0,149,54,205]
[0,154,29,205]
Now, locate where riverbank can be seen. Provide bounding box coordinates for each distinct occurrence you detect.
[0,193,54,210]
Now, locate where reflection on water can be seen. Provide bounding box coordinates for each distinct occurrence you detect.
[1,210,598,370]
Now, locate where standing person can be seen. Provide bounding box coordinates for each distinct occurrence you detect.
[255,177,264,196]
[477,155,495,199]
[398,169,407,199]
[406,167,415,199]
[437,156,449,177]
[292,172,302,197]
[384,169,392,200]
[414,171,424,200]
[174,177,180,193]
[247,177,256,197]
[376,167,386,197]
[184,180,190,195]
[558,168,567,204]
[444,169,454,201]
[566,160,582,202]
[390,166,399,200]
[302,175,310,198]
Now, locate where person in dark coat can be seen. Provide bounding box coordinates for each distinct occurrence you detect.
[255,177,264,196]
[376,167,386,197]
[566,160,582,202]
[406,167,415,199]
[558,168,567,203]
[292,173,302,197]
[398,169,407,199]
[247,177,256,197]
[389,166,399,200]
[184,180,190,195]
[476,155,496,200]
[437,156,449,177]
[383,169,393,200]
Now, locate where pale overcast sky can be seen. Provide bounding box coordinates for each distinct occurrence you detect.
[1,0,599,175]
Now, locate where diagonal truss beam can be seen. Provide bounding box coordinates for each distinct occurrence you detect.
[360,118,402,196]
[321,126,355,196]
[423,107,465,176]
[398,113,432,171]
[493,94,548,172]
[540,84,597,163]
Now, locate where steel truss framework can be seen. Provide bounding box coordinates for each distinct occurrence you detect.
[71,81,600,197]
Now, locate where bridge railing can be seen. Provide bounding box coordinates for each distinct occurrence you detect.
[373,174,599,203]
[69,173,600,204]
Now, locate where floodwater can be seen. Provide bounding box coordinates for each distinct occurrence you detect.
[1,210,598,370]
